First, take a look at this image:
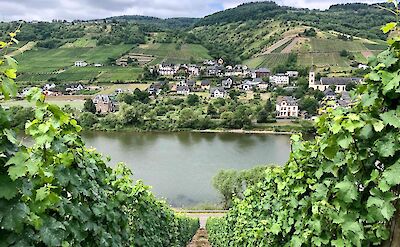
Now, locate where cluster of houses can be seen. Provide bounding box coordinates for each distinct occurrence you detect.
[154,59,298,81]
[274,69,361,119]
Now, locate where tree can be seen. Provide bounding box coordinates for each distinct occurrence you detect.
[79,112,98,128]
[207,103,218,118]
[177,108,199,128]
[186,94,200,106]
[212,170,241,209]
[229,89,241,100]
[299,96,319,115]
[83,98,96,113]
[340,49,349,57]
[133,88,150,104]
[257,108,269,123]
[346,81,357,91]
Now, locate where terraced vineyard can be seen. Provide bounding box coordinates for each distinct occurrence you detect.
[15,45,134,73]
[132,43,212,64]
[309,38,367,52]
[244,53,289,69]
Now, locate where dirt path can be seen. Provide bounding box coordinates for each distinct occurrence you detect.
[281,37,302,53]
[187,228,212,247]
[261,36,294,55]
[8,41,36,57]
[361,50,373,59]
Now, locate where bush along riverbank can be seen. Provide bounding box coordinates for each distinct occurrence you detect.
[4,103,315,135]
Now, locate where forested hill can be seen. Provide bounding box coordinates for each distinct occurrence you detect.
[99,15,199,29]
[196,1,393,40]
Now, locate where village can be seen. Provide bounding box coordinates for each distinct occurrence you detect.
[18,57,363,120]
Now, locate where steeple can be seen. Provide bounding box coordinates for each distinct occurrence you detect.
[309,65,316,87]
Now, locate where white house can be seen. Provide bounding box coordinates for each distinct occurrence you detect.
[286,71,299,78]
[210,87,226,98]
[309,68,362,93]
[222,78,233,89]
[43,83,56,91]
[270,74,290,86]
[358,64,369,70]
[187,65,200,76]
[177,85,190,95]
[258,82,269,90]
[74,61,88,67]
[276,96,299,118]
[66,84,84,92]
[158,64,179,76]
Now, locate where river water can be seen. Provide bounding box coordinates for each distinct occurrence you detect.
[82,131,291,207]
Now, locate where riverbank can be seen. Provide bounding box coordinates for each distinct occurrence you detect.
[191,129,293,135]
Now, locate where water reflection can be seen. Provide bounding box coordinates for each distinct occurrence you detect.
[82,131,291,207]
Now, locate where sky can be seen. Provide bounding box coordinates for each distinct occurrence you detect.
[0,0,384,21]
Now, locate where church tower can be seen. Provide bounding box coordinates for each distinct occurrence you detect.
[309,66,316,88]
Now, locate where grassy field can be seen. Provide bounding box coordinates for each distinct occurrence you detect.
[15,44,134,73]
[352,52,369,64]
[1,99,85,110]
[132,43,212,64]
[244,53,289,69]
[363,43,387,51]
[298,52,350,67]
[61,38,97,48]
[96,67,144,82]
[309,38,367,52]
[17,66,143,83]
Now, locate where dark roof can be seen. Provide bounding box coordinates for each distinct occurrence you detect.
[201,80,210,86]
[255,68,271,73]
[210,87,226,94]
[324,88,336,97]
[187,80,196,86]
[177,85,190,91]
[319,77,361,85]
[277,96,298,106]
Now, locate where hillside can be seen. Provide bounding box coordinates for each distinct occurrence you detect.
[191,1,392,64]
[0,1,394,84]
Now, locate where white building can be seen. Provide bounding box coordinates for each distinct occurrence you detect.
[276,96,299,118]
[222,78,233,89]
[270,74,290,86]
[43,83,56,91]
[309,68,361,93]
[177,85,190,95]
[187,65,200,76]
[158,64,179,76]
[210,87,226,98]
[286,71,299,78]
[74,61,88,67]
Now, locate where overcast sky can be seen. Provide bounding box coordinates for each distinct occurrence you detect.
[0,0,384,21]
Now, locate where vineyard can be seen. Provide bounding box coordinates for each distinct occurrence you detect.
[0,34,198,246]
[206,20,400,246]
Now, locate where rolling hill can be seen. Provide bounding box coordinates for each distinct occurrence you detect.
[0,1,393,83]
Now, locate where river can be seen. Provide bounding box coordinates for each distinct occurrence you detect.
[82,131,291,207]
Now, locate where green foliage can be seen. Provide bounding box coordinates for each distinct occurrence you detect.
[212,166,273,208]
[83,98,96,113]
[0,35,198,246]
[207,17,400,247]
